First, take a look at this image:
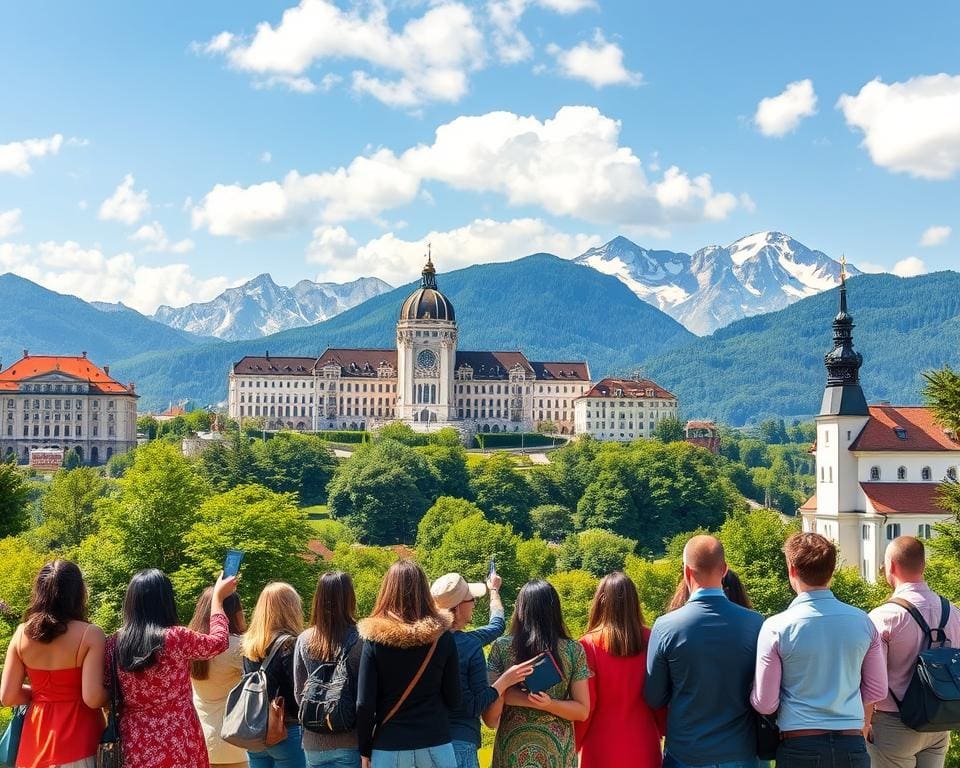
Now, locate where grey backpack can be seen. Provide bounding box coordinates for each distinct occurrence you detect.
[221,635,291,750]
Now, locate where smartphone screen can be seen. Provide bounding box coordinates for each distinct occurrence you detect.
[488,556,496,578]
[223,549,244,578]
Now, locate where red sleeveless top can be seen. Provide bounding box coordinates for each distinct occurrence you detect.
[17,665,105,768]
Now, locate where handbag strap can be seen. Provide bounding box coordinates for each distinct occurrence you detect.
[381,637,438,727]
[108,644,122,722]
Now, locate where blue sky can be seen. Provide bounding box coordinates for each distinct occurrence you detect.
[1,1,958,313]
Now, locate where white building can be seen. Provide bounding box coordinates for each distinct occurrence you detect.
[800,271,958,582]
[573,377,678,441]
[0,351,138,465]
[227,255,591,440]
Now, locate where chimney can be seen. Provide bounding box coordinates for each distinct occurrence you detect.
[104,365,110,376]
[265,350,270,359]
[23,349,29,358]
[81,351,87,358]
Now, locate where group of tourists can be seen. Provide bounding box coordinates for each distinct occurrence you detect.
[0,531,958,768]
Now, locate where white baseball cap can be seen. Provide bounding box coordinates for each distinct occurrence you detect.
[430,573,487,610]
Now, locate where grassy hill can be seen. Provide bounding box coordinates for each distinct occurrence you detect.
[641,271,960,426]
[0,273,206,372]
[112,254,695,410]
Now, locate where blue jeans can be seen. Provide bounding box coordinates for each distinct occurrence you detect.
[370,744,457,768]
[776,734,869,768]
[248,726,307,768]
[663,754,759,768]
[304,747,361,768]
[450,741,480,768]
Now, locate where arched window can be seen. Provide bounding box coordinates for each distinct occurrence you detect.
[922,466,932,481]
[897,466,907,480]
[870,466,881,481]
[949,467,958,482]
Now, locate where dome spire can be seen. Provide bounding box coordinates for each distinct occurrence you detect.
[820,255,868,416]
[420,243,437,289]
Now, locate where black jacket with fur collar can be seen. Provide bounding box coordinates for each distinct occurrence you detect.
[356,612,461,757]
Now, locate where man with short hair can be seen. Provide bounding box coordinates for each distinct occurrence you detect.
[645,535,764,768]
[866,536,960,768]
[752,532,887,767]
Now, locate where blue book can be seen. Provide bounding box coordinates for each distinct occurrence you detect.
[520,651,563,694]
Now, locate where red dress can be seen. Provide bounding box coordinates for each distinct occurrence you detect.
[105,613,229,768]
[16,666,105,767]
[575,629,666,768]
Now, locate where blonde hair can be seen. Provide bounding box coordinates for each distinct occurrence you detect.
[242,582,303,661]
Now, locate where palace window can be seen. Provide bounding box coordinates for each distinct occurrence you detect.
[870,466,881,481]
[886,523,901,541]
[922,467,932,481]
[897,466,907,480]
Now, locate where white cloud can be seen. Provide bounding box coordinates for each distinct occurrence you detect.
[0,240,231,313]
[194,106,744,238]
[200,0,485,108]
[919,225,951,247]
[0,209,23,238]
[193,31,235,55]
[129,221,195,254]
[754,79,817,137]
[99,174,151,225]
[310,218,602,284]
[837,74,960,179]
[548,30,641,88]
[488,0,595,63]
[892,257,927,277]
[0,134,65,175]
[260,151,272,164]
[306,225,358,265]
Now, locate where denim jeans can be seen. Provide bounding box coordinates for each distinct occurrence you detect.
[450,740,480,768]
[776,734,869,768]
[304,747,361,768]
[248,726,307,768]
[663,754,759,768]
[370,743,457,768]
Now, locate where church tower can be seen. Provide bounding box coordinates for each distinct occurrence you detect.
[396,252,458,427]
[812,259,870,549]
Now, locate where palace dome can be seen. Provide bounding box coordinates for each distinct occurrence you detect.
[399,256,455,322]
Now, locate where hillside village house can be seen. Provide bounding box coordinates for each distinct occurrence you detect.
[227,254,591,441]
[0,351,138,465]
[573,377,679,441]
[801,268,958,582]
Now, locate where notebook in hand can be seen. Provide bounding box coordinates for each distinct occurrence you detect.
[520,651,563,694]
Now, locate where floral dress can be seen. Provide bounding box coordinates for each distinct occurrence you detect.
[105,613,229,768]
[487,637,590,768]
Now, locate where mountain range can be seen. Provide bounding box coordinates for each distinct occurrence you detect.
[151,274,392,341]
[576,231,859,335]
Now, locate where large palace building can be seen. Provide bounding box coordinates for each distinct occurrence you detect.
[801,267,958,582]
[227,256,591,439]
[0,351,138,465]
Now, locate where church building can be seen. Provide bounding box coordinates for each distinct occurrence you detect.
[800,266,958,582]
[227,255,591,440]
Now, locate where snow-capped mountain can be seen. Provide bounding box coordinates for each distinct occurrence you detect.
[576,231,860,335]
[152,274,392,341]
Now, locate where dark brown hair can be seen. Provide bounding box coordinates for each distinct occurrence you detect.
[188,587,245,680]
[721,569,753,609]
[584,572,645,657]
[370,560,443,625]
[306,571,357,660]
[666,579,690,613]
[24,560,88,643]
[510,580,570,665]
[784,532,836,587]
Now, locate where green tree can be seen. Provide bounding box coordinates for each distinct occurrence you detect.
[0,536,47,665]
[923,366,960,435]
[559,529,636,577]
[327,439,438,544]
[62,448,82,470]
[415,497,484,575]
[310,519,357,551]
[253,432,337,506]
[625,554,680,620]
[375,422,428,446]
[0,462,30,537]
[739,439,769,469]
[652,416,686,443]
[327,544,398,616]
[172,485,317,617]
[830,567,890,612]
[36,468,106,549]
[529,504,574,543]
[136,415,160,440]
[419,444,471,499]
[547,570,598,638]
[198,431,261,492]
[105,449,136,478]
[516,538,557,581]
[469,452,534,536]
[433,514,523,599]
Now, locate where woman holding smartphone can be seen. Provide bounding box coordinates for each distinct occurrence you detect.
[483,580,590,768]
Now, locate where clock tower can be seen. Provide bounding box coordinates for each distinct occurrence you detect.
[396,252,458,426]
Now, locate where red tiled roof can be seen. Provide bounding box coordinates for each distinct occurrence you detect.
[0,354,132,394]
[799,494,818,512]
[317,349,396,377]
[860,482,946,515]
[577,377,676,400]
[686,420,717,430]
[850,406,960,452]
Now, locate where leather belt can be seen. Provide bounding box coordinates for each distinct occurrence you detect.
[781,729,862,739]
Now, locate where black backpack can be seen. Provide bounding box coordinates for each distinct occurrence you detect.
[299,635,358,734]
[887,596,960,732]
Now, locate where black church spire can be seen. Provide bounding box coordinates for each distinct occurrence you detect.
[820,256,868,416]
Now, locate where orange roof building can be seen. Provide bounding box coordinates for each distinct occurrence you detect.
[0,351,138,466]
[573,376,679,442]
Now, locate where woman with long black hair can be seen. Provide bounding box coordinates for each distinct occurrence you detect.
[105,568,236,768]
[483,579,590,768]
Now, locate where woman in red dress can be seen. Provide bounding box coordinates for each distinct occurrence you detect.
[105,569,236,768]
[575,572,666,768]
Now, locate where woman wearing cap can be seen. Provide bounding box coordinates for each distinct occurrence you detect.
[430,571,532,768]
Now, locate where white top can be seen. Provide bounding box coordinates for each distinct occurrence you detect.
[191,633,246,763]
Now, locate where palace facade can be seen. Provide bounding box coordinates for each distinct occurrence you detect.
[800,271,958,582]
[573,377,678,441]
[0,352,138,465]
[227,257,591,439]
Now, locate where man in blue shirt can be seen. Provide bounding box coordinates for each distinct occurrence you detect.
[645,535,764,768]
